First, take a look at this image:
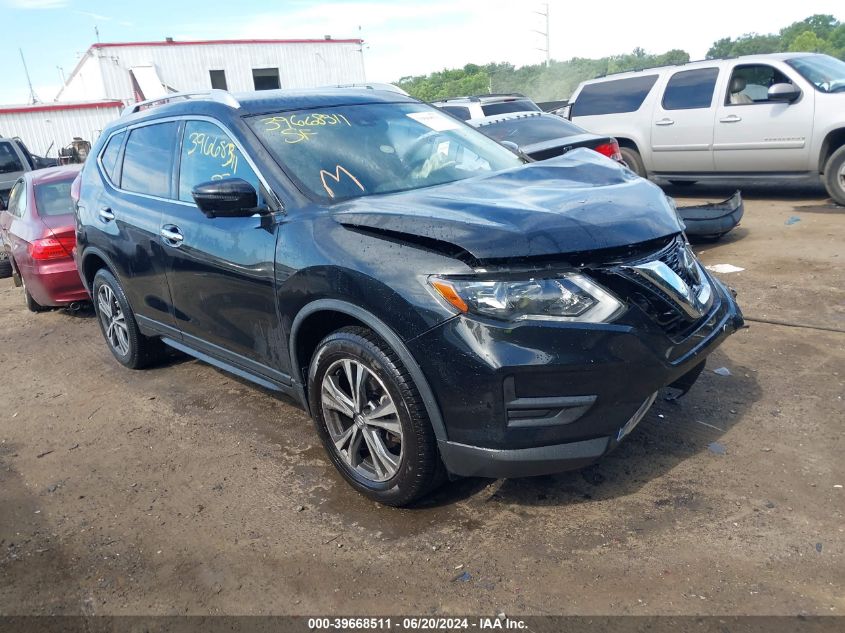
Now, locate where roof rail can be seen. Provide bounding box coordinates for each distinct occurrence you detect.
[122,89,240,116]
[436,95,482,103]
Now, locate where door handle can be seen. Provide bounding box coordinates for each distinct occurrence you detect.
[98,207,115,222]
[655,118,674,126]
[160,225,184,245]
[720,115,742,123]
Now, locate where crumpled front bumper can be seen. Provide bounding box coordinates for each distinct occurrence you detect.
[409,273,744,479]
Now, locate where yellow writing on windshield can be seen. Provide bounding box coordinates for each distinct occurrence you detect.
[319,165,365,198]
[187,132,239,174]
[262,113,351,144]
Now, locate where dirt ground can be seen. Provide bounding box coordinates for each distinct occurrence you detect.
[0,181,842,616]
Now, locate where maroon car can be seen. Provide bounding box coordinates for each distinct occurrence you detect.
[0,165,88,311]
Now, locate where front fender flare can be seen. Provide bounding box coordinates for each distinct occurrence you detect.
[289,298,448,442]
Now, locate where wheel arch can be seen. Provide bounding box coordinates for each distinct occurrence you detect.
[289,299,448,442]
[79,247,119,293]
[818,128,845,173]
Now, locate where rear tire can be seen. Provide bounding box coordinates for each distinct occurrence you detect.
[307,326,443,506]
[823,145,845,206]
[619,146,646,178]
[23,279,51,313]
[92,268,167,369]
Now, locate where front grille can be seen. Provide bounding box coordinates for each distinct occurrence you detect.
[607,236,711,342]
[659,239,698,288]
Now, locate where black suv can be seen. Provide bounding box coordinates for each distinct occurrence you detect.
[74,89,743,506]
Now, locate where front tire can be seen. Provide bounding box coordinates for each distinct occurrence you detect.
[619,146,646,178]
[307,326,442,506]
[92,269,166,369]
[823,145,845,206]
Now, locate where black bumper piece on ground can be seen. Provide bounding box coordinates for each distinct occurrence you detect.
[677,191,744,240]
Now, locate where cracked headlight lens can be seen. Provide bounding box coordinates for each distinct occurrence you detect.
[429,274,624,323]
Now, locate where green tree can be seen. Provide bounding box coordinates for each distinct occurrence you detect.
[396,15,844,104]
[788,30,834,54]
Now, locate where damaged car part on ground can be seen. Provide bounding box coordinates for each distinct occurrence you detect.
[73,89,744,506]
[671,190,745,241]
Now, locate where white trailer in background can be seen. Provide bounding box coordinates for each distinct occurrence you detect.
[0,101,123,158]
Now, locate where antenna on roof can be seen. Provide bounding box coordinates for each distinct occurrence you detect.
[19,48,39,104]
[94,25,100,43]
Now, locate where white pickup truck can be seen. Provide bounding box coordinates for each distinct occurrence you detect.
[567,53,845,205]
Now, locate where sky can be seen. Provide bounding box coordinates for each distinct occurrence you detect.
[1,0,843,105]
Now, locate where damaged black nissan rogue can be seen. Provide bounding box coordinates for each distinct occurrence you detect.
[74,89,744,506]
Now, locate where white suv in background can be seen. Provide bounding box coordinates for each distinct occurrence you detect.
[567,53,845,205]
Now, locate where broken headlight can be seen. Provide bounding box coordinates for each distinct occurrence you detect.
[429,274,624,323]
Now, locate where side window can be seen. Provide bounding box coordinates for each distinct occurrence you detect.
[0,142,25,175]
[99,130,126,184]
[7,182,25,218]
[440,106,471,121]
[726,65,793,105]
[662,68,719,110]
[571,75,659,117]
[178,120,260,203]
[120,122,178,198]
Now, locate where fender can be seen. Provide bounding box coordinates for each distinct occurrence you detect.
[289,298,449,442]
[78,245,123,292]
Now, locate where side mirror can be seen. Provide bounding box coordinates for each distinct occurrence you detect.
[768,83,800,103]
[191,178,259,218]
[500,140,520,154]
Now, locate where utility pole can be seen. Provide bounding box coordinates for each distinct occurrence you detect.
[533,3,550,67]
[19,48,39,104]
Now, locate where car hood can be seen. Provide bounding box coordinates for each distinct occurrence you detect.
[331,149,683,262]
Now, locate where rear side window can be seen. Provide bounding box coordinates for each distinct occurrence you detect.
[571,75,658,116]
[34,180,74,217]
[120,122,178,198]
[0,142,24,175]
[99,131,126,183]
[662,68,719,110]
[178,120,260,202]
[6,181,25,217]
[440,106,471,121]
[481,99,541,116]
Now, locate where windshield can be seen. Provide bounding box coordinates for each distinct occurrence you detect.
[34,180,75,217]
[477,115,584,146]
[785,54,845,93]
[0,142,24,175]
[248,103,522,202]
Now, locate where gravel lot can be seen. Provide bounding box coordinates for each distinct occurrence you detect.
[1,183,843,616]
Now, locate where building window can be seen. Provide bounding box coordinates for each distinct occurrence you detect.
[252,68,280,91]
[209,70,228,90]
